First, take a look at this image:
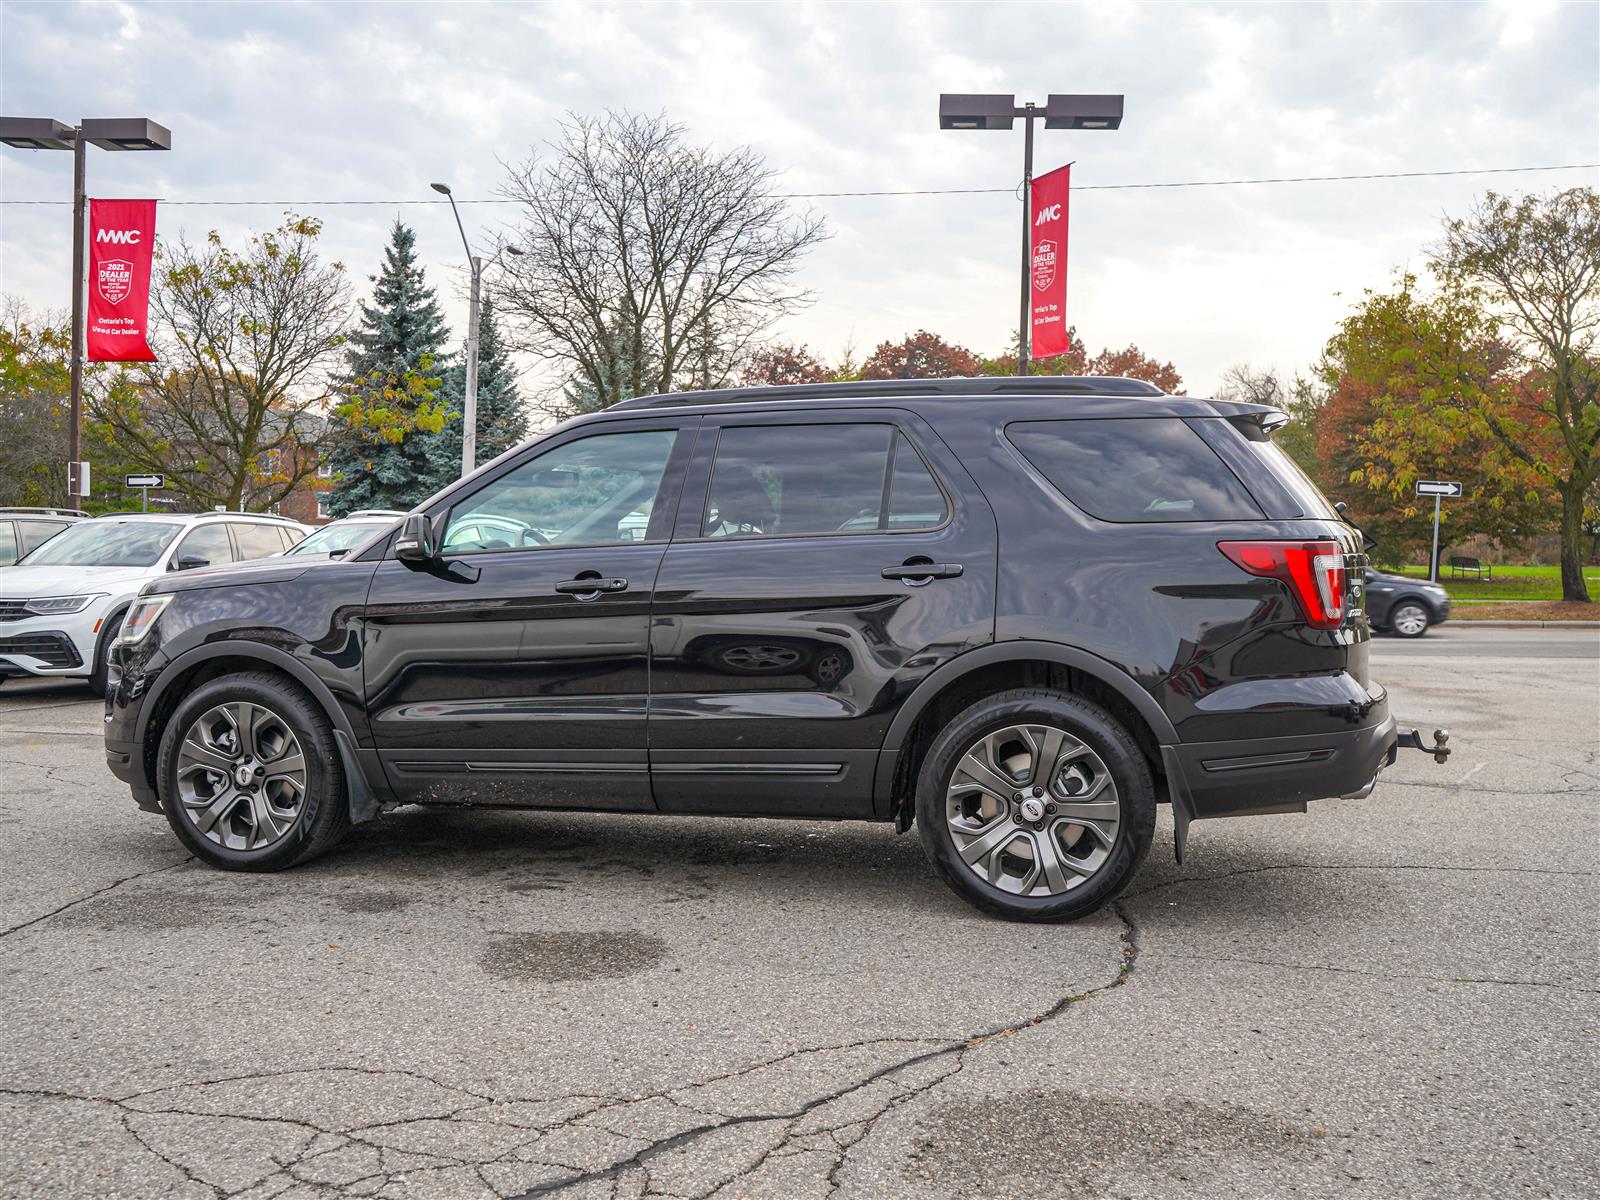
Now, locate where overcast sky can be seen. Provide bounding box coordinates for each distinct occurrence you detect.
[2,0,1596,397]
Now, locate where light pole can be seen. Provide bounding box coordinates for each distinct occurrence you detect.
[430,182,524,478]
[938,94,1122,375]
[1,116,170,507]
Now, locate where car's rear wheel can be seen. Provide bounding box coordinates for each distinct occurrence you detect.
[916,688,1155,922]
[1390,601,1430,638]
[157,672,349,870]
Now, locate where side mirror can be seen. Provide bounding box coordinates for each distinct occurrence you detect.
[394,513,437,564]
[173,554,210,571]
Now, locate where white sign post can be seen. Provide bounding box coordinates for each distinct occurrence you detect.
[124,472,164,513]
[1416,480,1463,581]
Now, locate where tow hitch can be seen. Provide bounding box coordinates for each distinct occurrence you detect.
[1396,727,1451,764]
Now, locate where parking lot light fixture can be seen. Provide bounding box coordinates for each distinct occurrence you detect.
[431,181,485,478]
[938,92,1122,374]
[0,115,171,508]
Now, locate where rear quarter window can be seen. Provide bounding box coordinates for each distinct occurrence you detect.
[1006,418,1264,522]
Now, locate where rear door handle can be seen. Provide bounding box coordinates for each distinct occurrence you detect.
[554,576,629,597]
[881,562,963,584]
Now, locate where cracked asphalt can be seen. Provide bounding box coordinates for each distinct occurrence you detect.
[1,625,1596,1199]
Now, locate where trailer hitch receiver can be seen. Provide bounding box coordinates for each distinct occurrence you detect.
[1396,727,1451,764]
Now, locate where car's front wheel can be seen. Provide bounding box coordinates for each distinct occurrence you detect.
[1389,601,1431,638]
[156,671,349,870]
[916,688,1155,922]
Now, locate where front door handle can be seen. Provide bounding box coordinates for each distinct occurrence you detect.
[881,561,963,585]
[555,576,629,598]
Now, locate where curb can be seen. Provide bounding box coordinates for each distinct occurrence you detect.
[1449,620,1600,628]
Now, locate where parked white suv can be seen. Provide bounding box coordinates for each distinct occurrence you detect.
[0,512,308,694]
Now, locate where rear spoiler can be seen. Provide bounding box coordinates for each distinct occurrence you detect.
[1216,405,1290,442]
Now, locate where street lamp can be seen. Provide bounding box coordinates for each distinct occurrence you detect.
[1,116,170,507]
[939,93,1122,374]
[431,182,523,477]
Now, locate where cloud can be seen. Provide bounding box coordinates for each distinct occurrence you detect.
[1,0,1595,398]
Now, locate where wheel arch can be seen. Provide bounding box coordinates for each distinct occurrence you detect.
[873,641,1177,822]
[140,643,388,823]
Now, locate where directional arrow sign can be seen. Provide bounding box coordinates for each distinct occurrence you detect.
[124,473,165,489]
[1415,480,1462,497]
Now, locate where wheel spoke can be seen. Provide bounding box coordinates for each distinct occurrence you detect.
[247,792,287,849]
[956,816,1019,869]
[228,703,261,759]
[954,739,1017,800]
[1023,726,1067,789]
[190,790,241,836]
[264,748,306,781]
[180,733,236,774]
[1034,829,1073,893]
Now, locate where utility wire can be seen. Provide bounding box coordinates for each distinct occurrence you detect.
[0,163,1593,206]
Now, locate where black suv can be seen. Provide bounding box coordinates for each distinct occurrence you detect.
[105,377,1422,921]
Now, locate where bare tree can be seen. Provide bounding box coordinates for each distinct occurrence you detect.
[90,216,350,511]
[1215,363,1286,407]
[495,111,828,417]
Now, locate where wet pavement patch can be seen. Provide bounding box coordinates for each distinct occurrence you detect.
[478,931,668,982]
[52,891,217,932]
[330,891,414,914]
[908,1090,1325,1195]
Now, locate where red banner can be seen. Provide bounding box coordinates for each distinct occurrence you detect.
[86,198,157,362]
[1028,165,1071,360]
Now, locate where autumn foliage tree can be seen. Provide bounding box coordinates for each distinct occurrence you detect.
[1432,188,1600,600]
[859,331,981,379]
[739,343,830,386]
[91,216,350,512]
[1312,275,1554,568]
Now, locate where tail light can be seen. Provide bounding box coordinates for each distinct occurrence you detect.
[1218,540,1348,629]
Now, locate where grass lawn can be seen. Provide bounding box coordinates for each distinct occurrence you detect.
[1390,563,1600,601]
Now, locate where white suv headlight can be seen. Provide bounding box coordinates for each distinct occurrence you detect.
[23,594,106,616]
[116,594,173,645]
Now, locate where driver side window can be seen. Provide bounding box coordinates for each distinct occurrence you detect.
[442,428,679,553]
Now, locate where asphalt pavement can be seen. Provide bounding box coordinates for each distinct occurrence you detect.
[0,625,1595,1199]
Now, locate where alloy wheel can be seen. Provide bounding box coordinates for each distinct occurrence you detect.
[1391,603,1429,637]
[945,723,1120,897]
[174,702,308,852]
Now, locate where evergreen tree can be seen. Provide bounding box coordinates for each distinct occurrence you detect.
[437,297,529,469]
[325,221,457,515]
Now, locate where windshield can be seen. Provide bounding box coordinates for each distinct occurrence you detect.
[286,519,389,556]
[19,519,182,568]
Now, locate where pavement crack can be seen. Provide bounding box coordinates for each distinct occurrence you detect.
[0,856,193,940]
[507,903,1141,1199]
[1126,862,1598,901]
[1144,950,1599,993]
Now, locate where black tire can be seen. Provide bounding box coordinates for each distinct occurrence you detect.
[85,605,128,698]
[915,688,1155,922]
[157,670,350,871]
[1389,600,1431,638]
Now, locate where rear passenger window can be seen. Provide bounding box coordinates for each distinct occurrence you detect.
[233,523,289,560]
[173,524,235,569]
[17,520,67,555]
[703,424,947,538]
[1007,418,1263,522]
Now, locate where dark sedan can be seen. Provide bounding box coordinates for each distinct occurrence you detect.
[1364,568,1451,637]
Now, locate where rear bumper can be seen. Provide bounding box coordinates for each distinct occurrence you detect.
[1170,712,1399,820]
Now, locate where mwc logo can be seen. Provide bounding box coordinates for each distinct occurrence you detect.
[95,228,143,245]
[1033,204,1062,226]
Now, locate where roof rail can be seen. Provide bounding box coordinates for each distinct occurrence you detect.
[610,375,1167,411]
[0,506,90,517]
